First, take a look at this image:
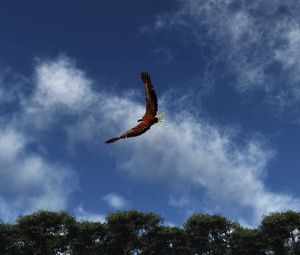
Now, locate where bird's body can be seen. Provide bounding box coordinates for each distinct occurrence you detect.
[105,72,164,144]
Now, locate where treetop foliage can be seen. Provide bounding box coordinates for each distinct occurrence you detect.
[1,209,300,254]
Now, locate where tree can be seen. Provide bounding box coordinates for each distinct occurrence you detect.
[70,221,106,255]
[16,210,76,255]
[2,209,300,254]
[229,226,266,254]
[184,214,233,255]
[106,210,162,255]
[0,221,22,255]
[141,226,189,255]
[260,211,300,255]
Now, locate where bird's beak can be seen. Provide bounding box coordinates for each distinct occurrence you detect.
[137,119,142,122]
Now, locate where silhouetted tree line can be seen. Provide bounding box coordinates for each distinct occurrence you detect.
[1,210,300,254]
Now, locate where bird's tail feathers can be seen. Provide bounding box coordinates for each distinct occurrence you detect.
[156,112,165,125]
[105,137,121,144]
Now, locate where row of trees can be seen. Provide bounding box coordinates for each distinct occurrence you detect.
[1,210,300,255]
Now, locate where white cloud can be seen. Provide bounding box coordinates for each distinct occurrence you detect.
[103,193,128,210]
[0,128,77,222]
[228,11,252,44]
[1,55,300,226]
[74,206,105,223]
[275,27,300,80]
[21,56,96,130]
[33,56,94,110]
[147,0,300,109]
[35,56,297,225]
[0,57,93,222]
[0,129,25,161]
[98,93,300,225]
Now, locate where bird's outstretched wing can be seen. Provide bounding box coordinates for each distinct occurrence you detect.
[105,72,159,144]
[141,72,157,117]
[105,121,152,144]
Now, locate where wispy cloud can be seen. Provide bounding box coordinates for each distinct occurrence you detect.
[152,47,174,64]
[103,193,129,210]
[169,196,191,208]
[145,0,300,111]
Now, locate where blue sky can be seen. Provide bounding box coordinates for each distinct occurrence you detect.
[1,0,300,227]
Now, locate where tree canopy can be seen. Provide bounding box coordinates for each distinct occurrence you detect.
[1,209,300,254]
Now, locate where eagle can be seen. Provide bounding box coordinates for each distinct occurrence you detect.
[105,72,164,144]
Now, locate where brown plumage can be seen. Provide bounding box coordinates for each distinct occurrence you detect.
[105,72,163,144]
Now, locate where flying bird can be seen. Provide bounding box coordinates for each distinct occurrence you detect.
[105,72,164,144]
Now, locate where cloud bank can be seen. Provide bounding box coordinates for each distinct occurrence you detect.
[51,58,299,226]
[106,104,299,225]
[0,57,93,221]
